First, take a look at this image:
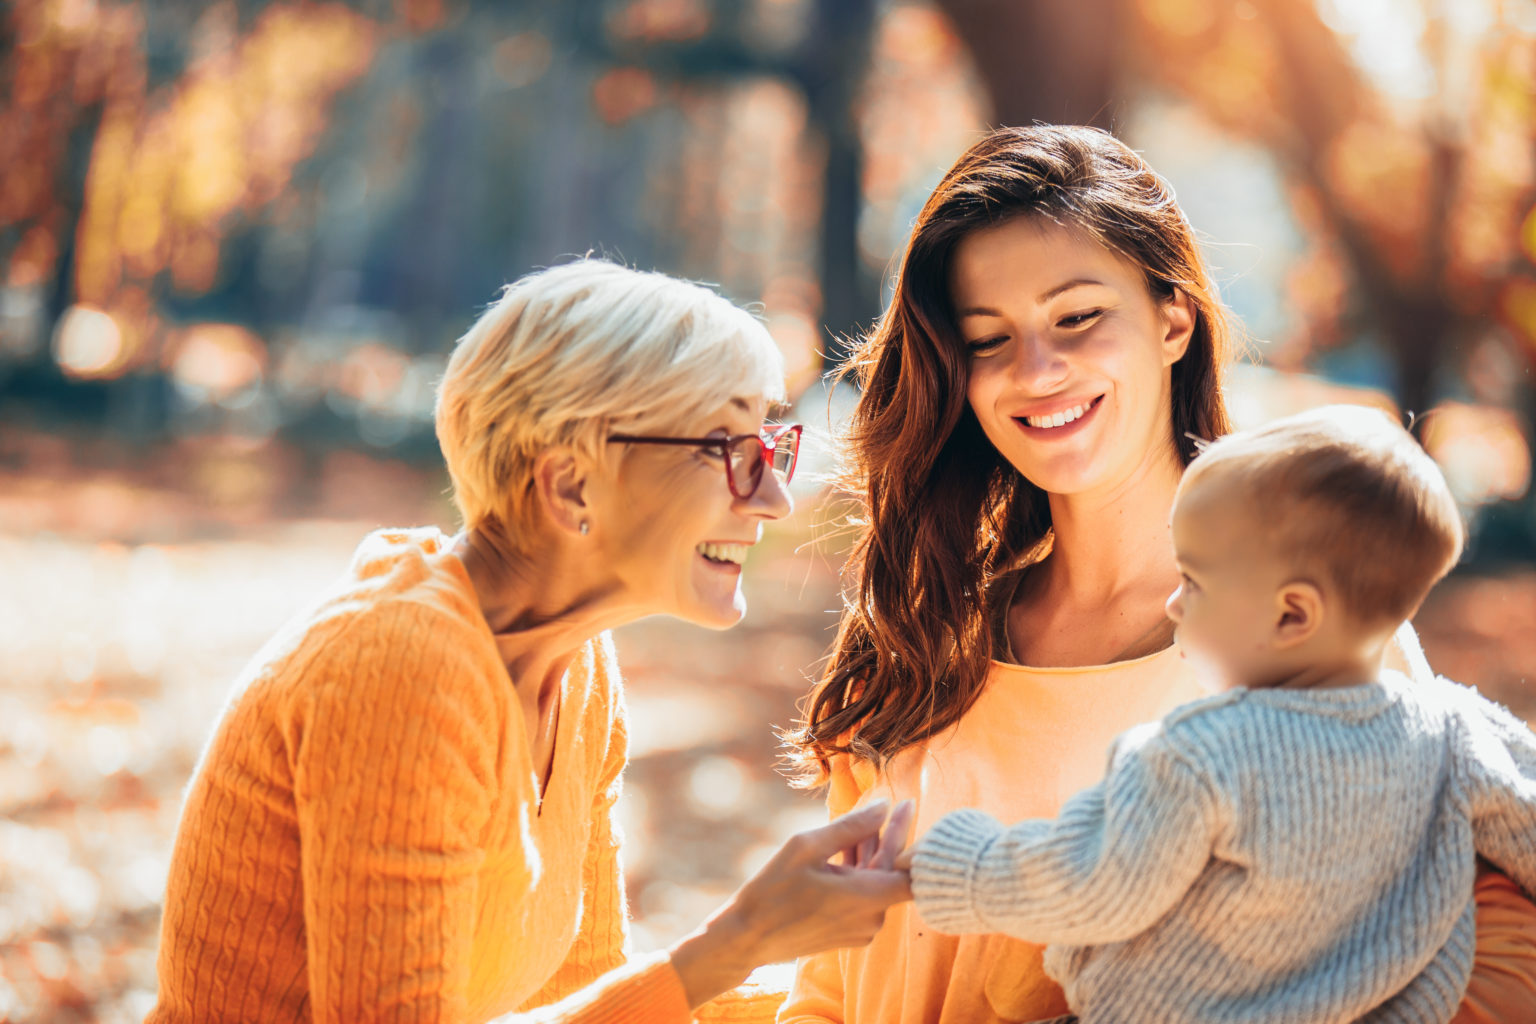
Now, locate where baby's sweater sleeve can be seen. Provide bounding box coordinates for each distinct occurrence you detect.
[1452,681,1536,899]
[910,722,1221,946]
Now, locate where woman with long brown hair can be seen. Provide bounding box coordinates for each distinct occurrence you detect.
[780,125,1536,1023]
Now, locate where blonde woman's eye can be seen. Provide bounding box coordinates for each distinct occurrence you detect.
[966,335,1007,354]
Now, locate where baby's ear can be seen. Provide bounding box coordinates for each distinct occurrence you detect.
[1273,580,1324,648]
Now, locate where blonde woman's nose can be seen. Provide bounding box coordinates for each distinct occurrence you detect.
[745,461,793,520]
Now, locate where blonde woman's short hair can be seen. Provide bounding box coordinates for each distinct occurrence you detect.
[435,259,786,534]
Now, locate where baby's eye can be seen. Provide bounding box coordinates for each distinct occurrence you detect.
[1179,573,1198,592]
[1059,309,1103,328]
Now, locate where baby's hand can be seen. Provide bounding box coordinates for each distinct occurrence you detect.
[894,845,914,872]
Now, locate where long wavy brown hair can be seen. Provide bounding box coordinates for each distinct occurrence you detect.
[789,125,1235,784]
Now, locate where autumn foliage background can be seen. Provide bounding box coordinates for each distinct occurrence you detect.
[3,1,1536,1020]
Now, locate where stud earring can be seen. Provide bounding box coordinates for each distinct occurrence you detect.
[579,521,590,535]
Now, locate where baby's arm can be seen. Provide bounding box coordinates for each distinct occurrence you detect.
[1454,682,1536,897]
[908,722,1220,947]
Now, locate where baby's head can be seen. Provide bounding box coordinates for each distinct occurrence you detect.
[1166,405,1463,691]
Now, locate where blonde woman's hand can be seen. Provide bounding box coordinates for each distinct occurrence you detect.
[670,799,915,1008]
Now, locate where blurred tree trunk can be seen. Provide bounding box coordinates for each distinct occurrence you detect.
[1122,0,1536,556]
[801,0,877,366]
[1257,0,1460,418]
[43,105,102,347]
[560,0,883,371]
[1127,0,1480,419]
[937,0,1129,128]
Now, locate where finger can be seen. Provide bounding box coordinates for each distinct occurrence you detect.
[832,868,915,907]
[867,868,914,905]
[796,799,891,861]
[869,799,915,870]
[855,834,878,868]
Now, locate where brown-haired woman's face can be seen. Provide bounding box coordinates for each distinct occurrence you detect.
[951,217,1195,499]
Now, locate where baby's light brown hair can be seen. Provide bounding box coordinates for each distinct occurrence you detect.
[1181,404,1464,627]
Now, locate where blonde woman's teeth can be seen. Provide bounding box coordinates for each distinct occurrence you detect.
[1025,403,1089,428]
[698,542,747,565]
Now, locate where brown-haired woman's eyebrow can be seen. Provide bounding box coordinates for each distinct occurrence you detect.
[1038,278,1107,302]
[958,279,1109,318]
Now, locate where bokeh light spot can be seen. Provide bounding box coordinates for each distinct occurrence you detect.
[686,755,748,819]
[52,305,126,380]
[168,324,266,406]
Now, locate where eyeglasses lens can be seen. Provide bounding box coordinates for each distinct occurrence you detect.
[727,437,763,496]
[771,431,798,478]
[725,431,799,497]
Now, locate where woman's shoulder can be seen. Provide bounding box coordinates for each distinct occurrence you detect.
[1385,621,1433,681]
[236,531,502,718]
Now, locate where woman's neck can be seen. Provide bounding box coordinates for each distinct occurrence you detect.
[1005,451,1183,668]
[453,524,638,705]
[1041,449,1184,608]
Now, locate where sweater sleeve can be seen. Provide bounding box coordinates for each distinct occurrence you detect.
[1453,682,1536,898]
[910,723,1219,946]
[776,752,868,1024]
[292,604,501,1023]
[693,964,794,1024]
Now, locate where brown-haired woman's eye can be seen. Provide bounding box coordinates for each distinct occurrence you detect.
[1059,309,1104,328]
[966,335,1007,354]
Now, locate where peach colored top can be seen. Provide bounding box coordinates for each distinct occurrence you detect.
[779,629,1536,1024]
[783,645,1205,1024]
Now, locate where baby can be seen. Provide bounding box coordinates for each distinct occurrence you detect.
[901,406,1536,1023]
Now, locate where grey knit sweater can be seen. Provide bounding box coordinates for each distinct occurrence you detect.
[909,672,1536,1024]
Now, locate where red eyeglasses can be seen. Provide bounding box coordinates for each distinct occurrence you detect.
[608,423,803,499]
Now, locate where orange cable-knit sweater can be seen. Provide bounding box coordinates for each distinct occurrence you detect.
[148,527,696,1023]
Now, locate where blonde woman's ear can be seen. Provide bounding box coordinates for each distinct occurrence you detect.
[531,447,591,538]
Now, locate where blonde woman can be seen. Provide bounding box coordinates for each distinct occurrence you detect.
[148,260,912,1024]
